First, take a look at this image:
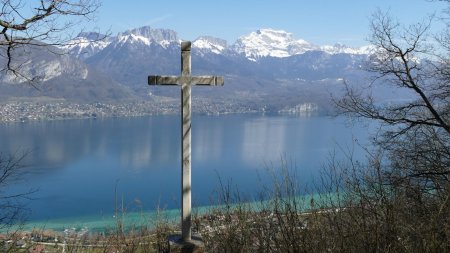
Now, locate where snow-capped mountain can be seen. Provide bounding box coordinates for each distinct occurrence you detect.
[230,28,372,61]
[116,26,180,48]
[64,26,373,62]
[232,28,319,60]
[62,27,179,57]
[120,27,179,41]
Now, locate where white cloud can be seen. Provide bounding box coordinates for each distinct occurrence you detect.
[144,14,173,26]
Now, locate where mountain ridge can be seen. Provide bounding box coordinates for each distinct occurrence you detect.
[64,26,372,61]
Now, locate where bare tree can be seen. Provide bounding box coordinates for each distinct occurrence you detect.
[329,4,450,251]
[335,7,450,184]
[0,0,101,81]
[0,151,36,230]
[337,10,449,135]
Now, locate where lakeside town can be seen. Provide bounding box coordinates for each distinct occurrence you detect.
[0,100,261,123]
[0,100,321,123]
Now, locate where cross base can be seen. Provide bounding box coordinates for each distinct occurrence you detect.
[167,234,205,253]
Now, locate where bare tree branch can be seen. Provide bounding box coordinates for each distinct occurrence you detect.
[0,151,37,229]
[334,6,450,193]
[0,0,101,82]
[336,10,450,137]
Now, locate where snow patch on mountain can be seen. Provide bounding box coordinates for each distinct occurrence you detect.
[62,32,112,60]
[355,45,377,55]
[118,33,151,46]
[193,36,227,54]
[321,44,376,55]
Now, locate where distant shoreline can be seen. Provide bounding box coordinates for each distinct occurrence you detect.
[0,100,321,124]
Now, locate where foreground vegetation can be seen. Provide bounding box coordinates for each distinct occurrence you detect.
[0,154,448,253]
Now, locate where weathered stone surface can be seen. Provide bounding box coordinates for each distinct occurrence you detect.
[147,41,224,242]
[147,76,224,86]
[181,82,192,241]
[181,41,192,52]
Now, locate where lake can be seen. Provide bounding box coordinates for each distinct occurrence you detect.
[0,114,371,230]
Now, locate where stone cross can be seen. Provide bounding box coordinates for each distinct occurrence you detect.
[148,41,224,242]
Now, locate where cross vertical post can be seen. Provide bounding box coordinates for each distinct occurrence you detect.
[181,41,192,241]
[148,41,224,244]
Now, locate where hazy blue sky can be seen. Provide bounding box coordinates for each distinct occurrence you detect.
[88,0,447,47]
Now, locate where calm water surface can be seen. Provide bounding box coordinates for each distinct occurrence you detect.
[0,114,371,224]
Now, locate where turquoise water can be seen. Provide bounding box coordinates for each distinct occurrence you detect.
[13,208,181,233]
[14,193,336,233]
[0,114,371,231]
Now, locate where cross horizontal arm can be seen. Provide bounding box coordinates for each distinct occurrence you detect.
[148,75,224,86]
